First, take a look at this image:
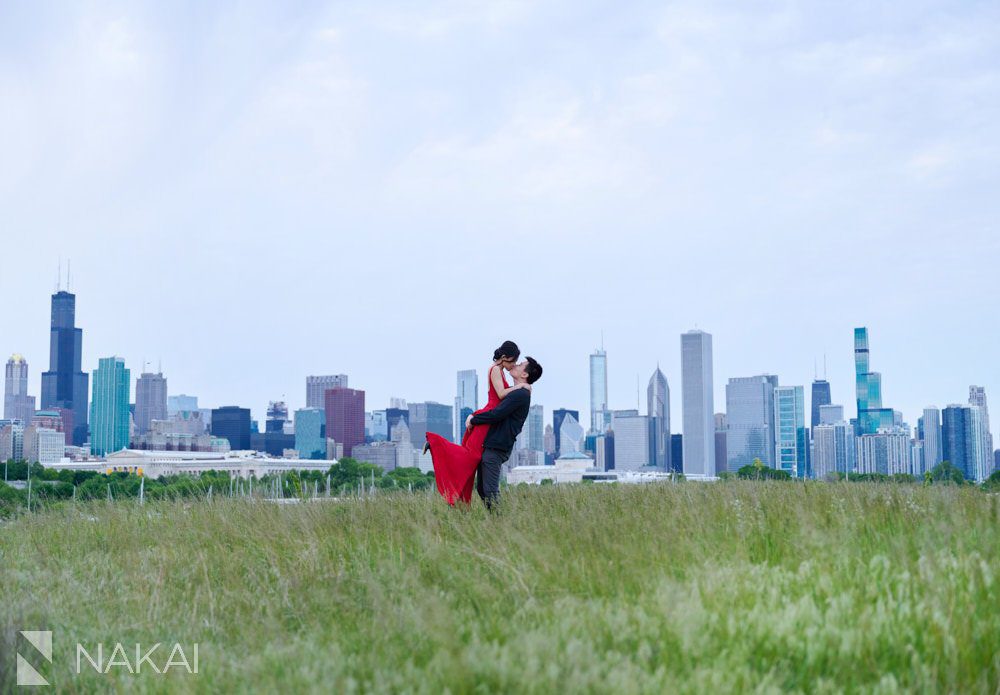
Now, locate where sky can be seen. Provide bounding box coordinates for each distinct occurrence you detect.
[1,0,998,432]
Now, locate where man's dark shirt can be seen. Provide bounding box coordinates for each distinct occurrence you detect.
[470,388,531,455]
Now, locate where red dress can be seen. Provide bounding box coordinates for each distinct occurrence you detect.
[427,366,510,505]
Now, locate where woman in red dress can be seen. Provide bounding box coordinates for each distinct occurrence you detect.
[424,341,531,505]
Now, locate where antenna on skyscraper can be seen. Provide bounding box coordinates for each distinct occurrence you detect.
[637,374,640,410]
[67,259,71,291]
[601,330,605,351]
[57,257,62,292]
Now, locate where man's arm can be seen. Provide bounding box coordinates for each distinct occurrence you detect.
[470,390,528,426]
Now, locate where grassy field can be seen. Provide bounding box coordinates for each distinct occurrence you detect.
[1,481,998,693]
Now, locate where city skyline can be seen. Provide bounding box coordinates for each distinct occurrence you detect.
[1,280,998,442]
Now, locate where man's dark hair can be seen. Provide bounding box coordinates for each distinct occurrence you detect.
[524,356,543,384]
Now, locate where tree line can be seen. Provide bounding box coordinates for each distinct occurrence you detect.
[0,458,435,517]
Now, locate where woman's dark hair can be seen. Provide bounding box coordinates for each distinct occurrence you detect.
[493,340,520,362]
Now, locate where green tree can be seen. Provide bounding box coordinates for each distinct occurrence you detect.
[982,470,1000,492]
[929,461,965,485]
[736,459,791,480]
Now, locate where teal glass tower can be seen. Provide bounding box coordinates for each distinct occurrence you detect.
[854,328,894,435]
[774,385,810,478]
[90,357,131,456]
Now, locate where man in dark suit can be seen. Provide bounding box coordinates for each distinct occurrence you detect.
[465,356,544,509]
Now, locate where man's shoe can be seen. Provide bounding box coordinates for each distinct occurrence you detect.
[422,441,431,455]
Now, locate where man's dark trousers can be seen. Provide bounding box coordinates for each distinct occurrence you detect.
[476,448,508,509]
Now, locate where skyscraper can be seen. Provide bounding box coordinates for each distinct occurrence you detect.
[681,330,715,477]
[4,355,35,423]
[819,404,845,425]
[516,404,544,453]
[611,412,653,470]
[167,394,198,417]
[90,357,131,456]
[306,375,349,410]
[854,327,894,435]
[41,290,89,445]
[812,420,856,479]
[557,412,584,457]
[294,408,326,460]
[810,379,832,430]
[969,386,993,472]
[725,375,778,471]
[455,370,478,441]
[921,406,942,472]
[325,387,365,456]
[856,428,911,476]
[714,413,728,476]
[589,349,608,433]
[408,402,453,445]
[134,372,168,434]
[647,367,670,469]
[774,385,809,478]
[941,404,990,482]
[211,406,252,451]
[552,408,580,458]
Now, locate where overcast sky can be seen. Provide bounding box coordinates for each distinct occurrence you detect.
[1,0,998,432]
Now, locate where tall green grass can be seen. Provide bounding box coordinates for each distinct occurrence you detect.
[1,482,998,693]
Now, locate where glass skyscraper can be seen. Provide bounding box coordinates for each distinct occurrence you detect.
[942,403,991,482]
[726,375,778,472]
[810,379,832,430]
[295,408,327,460]
[89,357,131,456]
[454,369,478,442]
[647,367,670,469]
[854,327,894,435]
[552,408,580,458]
[589,349,608,433]
[774,385,809,478]
[41,290,89,446]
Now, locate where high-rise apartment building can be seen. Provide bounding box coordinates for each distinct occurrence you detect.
[726,375,778,471]
[774,385,809,478]
[41,290,89,445]
[856,428,911,475]
[681,330,715,477]
[90,357,131,456]
[940,404,991,482]
[813,420,856,478]
[921,406,942,472]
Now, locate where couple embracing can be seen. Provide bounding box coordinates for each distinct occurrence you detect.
[424,340,543,509]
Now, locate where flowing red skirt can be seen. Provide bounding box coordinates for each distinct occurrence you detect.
[427,407,491,505]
